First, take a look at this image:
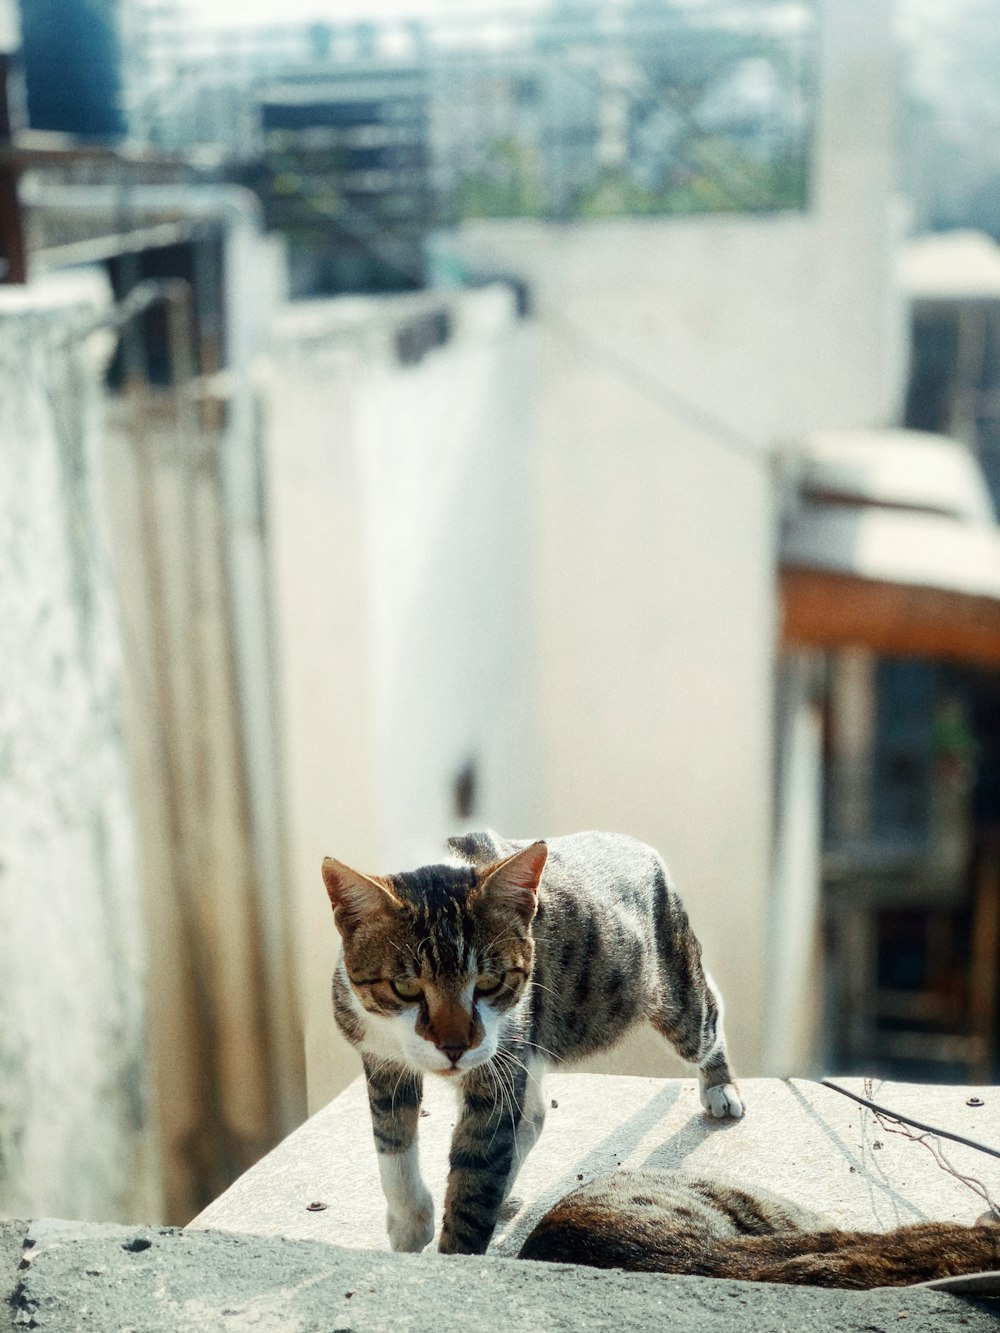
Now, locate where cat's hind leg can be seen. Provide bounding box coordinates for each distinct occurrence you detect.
[689,971,743,1118]
[652,958,744,1120]
[648,862,743,1118]
[698,1051,744,1119]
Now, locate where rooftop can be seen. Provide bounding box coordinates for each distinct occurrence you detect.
[194,1073,1000,1252]
[7,1074,1000,1330]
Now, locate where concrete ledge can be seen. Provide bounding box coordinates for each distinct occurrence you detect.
[2,1220,26,1330]
[193,1074,1000,1255]
[5,1217,999,1332]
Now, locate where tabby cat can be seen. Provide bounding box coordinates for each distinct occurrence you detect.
[520,1168,1000,1289]
[322,830,743,1256]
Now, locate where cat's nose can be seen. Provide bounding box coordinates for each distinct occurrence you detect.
[438,1043,468,1067]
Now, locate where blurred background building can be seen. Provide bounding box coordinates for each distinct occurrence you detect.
[3,0,1000,1228]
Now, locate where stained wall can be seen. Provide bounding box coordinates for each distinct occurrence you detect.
[0,273,158,1219]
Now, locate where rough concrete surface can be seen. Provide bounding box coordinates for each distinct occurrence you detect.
[10,1074,1000,1329]
[1,1221,26,1329]
[4,1219,1000,1333]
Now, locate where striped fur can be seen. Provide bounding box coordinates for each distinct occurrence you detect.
[322,830,742,1256]
[520,1168,1000,1289]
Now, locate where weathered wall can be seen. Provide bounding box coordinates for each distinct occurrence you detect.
[97,197,304,1224]
[264,286,538,1110]
[0,273,159,1220]
[102,390,285,1223]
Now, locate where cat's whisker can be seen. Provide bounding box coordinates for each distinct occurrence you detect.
[497,1045,540,1093]
[490,1054,519,1149]
[483,1064,511,1153]
[506,1022,551,1054]
[493,1050,525,1122]
[390,1063,408,1116]
[480,923,520,957]
[517,1036,559,1065]
[526,978,561,1000]
[486,1054,511,1115]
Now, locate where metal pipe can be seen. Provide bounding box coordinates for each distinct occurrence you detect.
[0,52,26,283]
[32,222,203,273]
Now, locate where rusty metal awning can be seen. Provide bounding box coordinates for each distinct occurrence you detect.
[780,429,1000,666]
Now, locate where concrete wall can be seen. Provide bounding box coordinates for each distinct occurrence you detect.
[440,0,905,1077]
[93,194,304,1223]
[0,273,158,1220]
[264,286,538,1110]
[102,387,289,1222]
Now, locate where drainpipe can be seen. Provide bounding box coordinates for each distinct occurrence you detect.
[0,49,26,283]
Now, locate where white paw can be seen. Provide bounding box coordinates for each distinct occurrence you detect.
[387,1190,435,1252]
[702,1083,745,1120]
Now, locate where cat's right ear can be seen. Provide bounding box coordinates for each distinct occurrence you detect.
[322,858,403,934]
[477,841,548,921]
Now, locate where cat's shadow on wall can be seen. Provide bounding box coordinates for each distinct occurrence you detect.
[494,1077,930,1254]
[641,1097,742,1169]
[640,1081,925,1226]
[496,1080,739,1253]
[781,1080,927,1226]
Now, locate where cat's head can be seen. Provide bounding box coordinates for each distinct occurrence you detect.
[322,842,548,1077]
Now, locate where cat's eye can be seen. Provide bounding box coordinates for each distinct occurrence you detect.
[475,974,503,996]
[390,977,422,1000]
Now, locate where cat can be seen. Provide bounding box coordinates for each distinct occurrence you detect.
[321,829,743,1257]
[519,1167,1000,1288]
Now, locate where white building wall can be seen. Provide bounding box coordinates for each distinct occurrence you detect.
[443,0,905,1076]
[264,287,538,1109]
[0,0,17,50]
[274,0,905,1102]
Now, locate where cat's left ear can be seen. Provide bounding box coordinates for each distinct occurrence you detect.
[476,841,548,921]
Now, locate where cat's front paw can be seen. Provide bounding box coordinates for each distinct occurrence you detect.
[701,1083,744,1120]
[387,1189,435,1252]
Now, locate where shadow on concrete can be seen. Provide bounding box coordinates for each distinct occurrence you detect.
[785,1080,927,1224]
[497,1080,735,1252]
